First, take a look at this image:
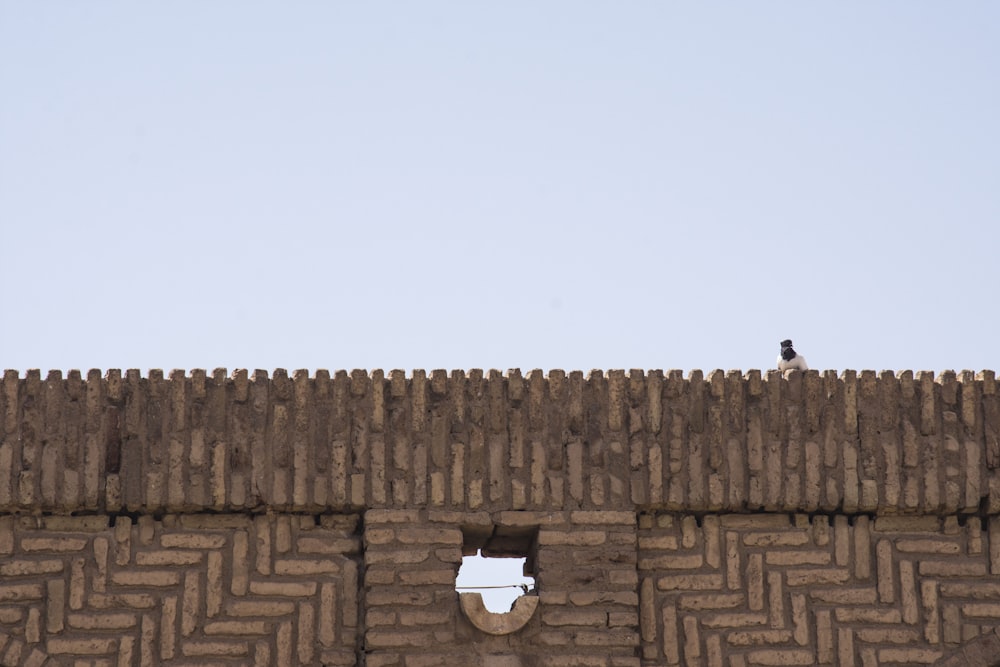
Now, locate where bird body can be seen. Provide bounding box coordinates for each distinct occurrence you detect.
[777,339,808,371]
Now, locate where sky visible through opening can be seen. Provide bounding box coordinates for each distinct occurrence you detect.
[457,551,535,613]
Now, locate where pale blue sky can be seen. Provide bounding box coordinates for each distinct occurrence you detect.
[2,2,998,374]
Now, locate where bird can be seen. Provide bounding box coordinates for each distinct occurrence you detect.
[777,339,808,371]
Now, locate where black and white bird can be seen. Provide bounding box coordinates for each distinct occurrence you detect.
[777,339,808,371]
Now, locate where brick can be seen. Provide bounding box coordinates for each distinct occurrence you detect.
[764,550,830,566]
[182,571,199,636]
[808,588,877,605]
[159,533,226,549]
[854,628,920,643]
[46,580,64,632]
[274,559,341,575]
[900,560,918,624]
[203,621,271,635]
[638,535,678,550]
[742,532,809,547]
[398,609,451,626]
[161,595,177,659]
[609,611,638,627]
[834,608,902,624]
[67,613,139,629]
[365,550,429,566]
[960,603,1000,617]
[248,581,318,597]
[639,554,703,569]
[569,591,638,606]
[540,530,608,546]
[875,516,941,533]
[0,584,45,602]
[573,629,639,647]
[41,516,109,531]
[876,539,894,603]
[46,638,117,654]
[298,602,316,663]
[365,631,435,648]
[701,613,768,628]
[677,594,743,610]
[0,516,13,554]
[89,593,156,609]
[398,570,455,586]
[111,571,181,587]
[231,530,249,595]
[366,590,435,607]
[226,601,296,617]
[180,641,249,656]
[728,629,794,645]
[298,536,360,553]
[784,568,850,586]
[815,610,832,663]
[20,536,88,551]
[895,539,960,553]
[918,561,987,577]
[543,610,607,627]
[745,649,814,665]
[0,608,22,623]
[25,606,40,643]
[569,511,635,525]
[876,648,942,663]
[0,559,64,576]
[656,574,723,591]
[134,550,203,566]
[939,582,1000,598]
[313,584,337,650]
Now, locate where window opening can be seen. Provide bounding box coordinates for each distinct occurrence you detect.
[456,524,538,614]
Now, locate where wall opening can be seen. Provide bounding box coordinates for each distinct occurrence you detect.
[456,525,538,613]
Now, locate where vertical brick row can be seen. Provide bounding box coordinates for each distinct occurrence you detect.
[0,370,20,508]
[311,370,332,508]
[40,371,66,508]
[466,369,486,510]
[225,368,248,509]
[566,370,586,508]
[19,370,42,507]
[428,369,449,508]
[369,369,387,508]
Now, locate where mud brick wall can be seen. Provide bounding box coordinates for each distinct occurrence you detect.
[362,509,638,667]
[1,368,999,666]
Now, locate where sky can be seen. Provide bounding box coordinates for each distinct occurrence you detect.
[2,1,998,612]
[2,3,998,375]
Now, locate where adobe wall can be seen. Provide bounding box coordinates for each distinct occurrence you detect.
[0,368,998,666]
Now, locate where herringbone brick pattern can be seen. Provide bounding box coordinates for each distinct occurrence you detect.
[639,512,999,666]
[0,514,360,666]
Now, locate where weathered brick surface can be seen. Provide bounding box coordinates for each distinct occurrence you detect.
[0,514,360,666]
[1,369,997,515]
[638,512,1000,666]
[2,368,1000,665]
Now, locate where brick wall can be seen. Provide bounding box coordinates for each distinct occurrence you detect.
[1,368,998,665]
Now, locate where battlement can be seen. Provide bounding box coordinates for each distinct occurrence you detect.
[2,368,997,516]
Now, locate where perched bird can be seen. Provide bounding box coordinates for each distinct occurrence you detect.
[777,339,808,371]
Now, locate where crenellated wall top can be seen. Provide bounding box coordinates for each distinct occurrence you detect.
[1,369,998,516]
